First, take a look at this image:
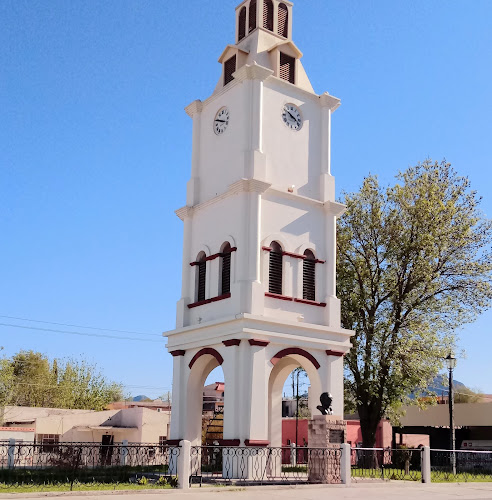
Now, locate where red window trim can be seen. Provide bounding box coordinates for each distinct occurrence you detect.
[261,247,325,264]
[190,248,237,266]
[170,350,186,357]
[265,292,293,302]
[188,293,231,309]
[223,339,241,347]
[217,439,241,446]
[293,298,327,307]
[326,350,345,357]
[248,339,270,347]
[244,439,270,447]
[189,348,224,369]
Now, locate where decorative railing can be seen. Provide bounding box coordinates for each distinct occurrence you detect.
[351,447,422,481]
[430,449,492,482]
[189,446,341,485]
[0,441,179,490]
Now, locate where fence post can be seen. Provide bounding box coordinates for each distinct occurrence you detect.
[177,440,190,490]
[290,442,296,466]
[340,443,351,485]
[7,439,15,469]
[421,446,431,483]
[120,440,128,466]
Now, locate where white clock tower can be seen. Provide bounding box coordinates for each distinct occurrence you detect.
[165,0,353,448]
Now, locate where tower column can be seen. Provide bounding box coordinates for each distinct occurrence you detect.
[318,353,345,416]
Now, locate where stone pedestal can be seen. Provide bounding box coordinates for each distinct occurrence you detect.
[308,415,347,483]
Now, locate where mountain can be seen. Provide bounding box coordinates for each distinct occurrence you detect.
[132,395,151,402]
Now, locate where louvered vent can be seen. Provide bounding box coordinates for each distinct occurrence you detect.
[197,260,206,302]
[238,7,246,41]
[249,0,257,32]
[303,251,316,301]
[263,0,274,32]
[269,242,283,295]
[221,252,231,295]
[224,55,237,86]
[280,52,295,84]
[278,3,288,37]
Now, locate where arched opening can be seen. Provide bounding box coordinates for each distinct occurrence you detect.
[263,0,274,32]
[220,242,232,296]
[268,353,321,463]
[249,0,257,33]
[238,6,247,41]
[269,241,283,295]
[303,250,316,301]
[278,3,288,37]
[185,350,225,446]
[195,251,207,302]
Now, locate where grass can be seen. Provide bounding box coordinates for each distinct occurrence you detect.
[351,467,492,483]
[0,483,174,494]
[282,465,308,473]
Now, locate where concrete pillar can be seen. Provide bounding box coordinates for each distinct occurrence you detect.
[169,355,186,440]
[177,440,191,490]
[120,440,128,466]
[319,354,344,416]
[340,443,351,485]
[8,439,15,469]
[421,446,431,483]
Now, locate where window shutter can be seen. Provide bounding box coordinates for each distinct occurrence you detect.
[303,252,316,301]
[278,3,288,37]
[224,55,236,86]
[238,7,246,41]
[263,0,274,32]
[197,261,206,302]
[269,243,283,295]
[221,252,231,295]
[280,52,295,84]
[249,0,257,32]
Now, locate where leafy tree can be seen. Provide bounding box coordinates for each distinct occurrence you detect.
[337,161,492,447]
[0,350,124,412]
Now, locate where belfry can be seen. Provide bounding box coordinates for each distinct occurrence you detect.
[165,0,353,448]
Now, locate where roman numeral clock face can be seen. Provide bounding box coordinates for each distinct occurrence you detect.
[282,104,303,131]
[214,107,230,135]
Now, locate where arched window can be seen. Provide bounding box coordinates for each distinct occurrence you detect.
[269,241,283,295]
[220,243,232,295]
[238,7,247,41]
[278,3,288,37]
[196,252,207,302]
[303,250,316,301]
[263,0,274,32]
[249,0,257,33]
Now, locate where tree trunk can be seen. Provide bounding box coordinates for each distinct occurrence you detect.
[358,405,381,448]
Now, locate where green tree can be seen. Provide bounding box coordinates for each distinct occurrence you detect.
[337,161,492,447]
[0,350,124,411]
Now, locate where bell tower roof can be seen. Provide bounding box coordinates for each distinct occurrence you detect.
[213,0,314,94]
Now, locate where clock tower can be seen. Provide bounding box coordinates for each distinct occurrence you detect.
[165,0,353,448]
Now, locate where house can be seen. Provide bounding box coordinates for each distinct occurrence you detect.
[1,406,169,446]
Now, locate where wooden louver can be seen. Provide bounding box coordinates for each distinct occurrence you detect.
[249,0,257,33]
[303,252,316,301]
[280,52,295,84]
[197,260,206,302]
[263,0,274,32]
[238,7,247,41]
[269,243,283,295]
[221,246,231,295]
[278,3,288,38]
[224,55,237,86]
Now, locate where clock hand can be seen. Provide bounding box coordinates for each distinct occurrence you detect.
[287,111,296,121]
[215,119,227,123]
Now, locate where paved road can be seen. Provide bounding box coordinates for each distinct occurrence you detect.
[2,483,492,500]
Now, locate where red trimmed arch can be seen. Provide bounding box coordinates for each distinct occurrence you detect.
[188,348,224,369]
[270,348,320,370]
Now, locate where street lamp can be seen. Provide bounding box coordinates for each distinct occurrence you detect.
[445,353,457,475]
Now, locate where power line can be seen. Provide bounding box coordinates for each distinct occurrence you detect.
[0,315,160,337]
[0,323,164,343]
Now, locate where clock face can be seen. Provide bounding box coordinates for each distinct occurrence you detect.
[214,107,230,135]
[282,104,303,131]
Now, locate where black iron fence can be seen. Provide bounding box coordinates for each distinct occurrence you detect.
[0,441,179,490]
[431,449,492,482]
[189,446,341,485]
[351,447,422,481]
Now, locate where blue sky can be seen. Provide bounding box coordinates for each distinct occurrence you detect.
[1,0,491,398]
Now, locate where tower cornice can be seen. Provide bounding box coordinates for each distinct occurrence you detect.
[319,92,341,112]
[185,100,204,118]
[233,62,274,83]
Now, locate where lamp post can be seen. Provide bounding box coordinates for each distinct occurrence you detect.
[445,353,457,475]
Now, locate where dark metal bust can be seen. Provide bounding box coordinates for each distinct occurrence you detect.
[317,392,333,415]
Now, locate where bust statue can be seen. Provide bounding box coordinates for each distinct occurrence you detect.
[317,392,333,415]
